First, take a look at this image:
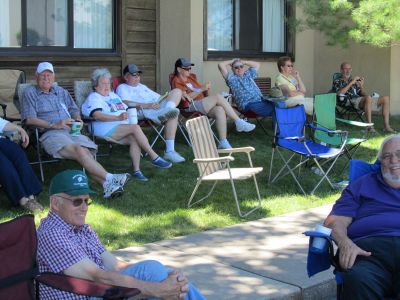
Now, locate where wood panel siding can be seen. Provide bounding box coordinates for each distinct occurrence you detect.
[123,0,157,90]
[0,0,158,94]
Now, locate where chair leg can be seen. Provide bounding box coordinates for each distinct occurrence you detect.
[178,123,192,147]
[187,180,218,208]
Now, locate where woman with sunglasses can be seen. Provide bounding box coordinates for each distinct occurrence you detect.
[275,56,314,115]
[171,58,255,149]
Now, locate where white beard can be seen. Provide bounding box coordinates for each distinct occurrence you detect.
[382,168,400,187]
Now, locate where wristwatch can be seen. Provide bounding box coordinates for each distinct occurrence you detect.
[49,122,54,129]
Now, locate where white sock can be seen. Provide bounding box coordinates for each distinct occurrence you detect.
[165,101,176,109]
[165,139,175,152]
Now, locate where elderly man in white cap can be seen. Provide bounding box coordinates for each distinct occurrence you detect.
[20,62,130,199]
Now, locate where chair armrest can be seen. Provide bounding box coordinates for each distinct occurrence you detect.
[310,123,348,137]
[218,146,255,154]
[36,272,141,298]
[336,117,373,127]
[193,156,234,163]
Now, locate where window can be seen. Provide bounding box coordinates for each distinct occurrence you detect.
[0,0,116,54]
[206,0,294,58]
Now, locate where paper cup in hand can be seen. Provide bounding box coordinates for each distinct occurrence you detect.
[70,121,82,136]
[127,107,138,124]
[311,224,332,252]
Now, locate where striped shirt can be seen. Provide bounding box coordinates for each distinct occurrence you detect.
[37,212,106,299]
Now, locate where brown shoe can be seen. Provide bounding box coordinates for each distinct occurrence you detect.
[21,198,44,213]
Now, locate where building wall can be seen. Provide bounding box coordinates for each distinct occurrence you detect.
[159,0,399,115]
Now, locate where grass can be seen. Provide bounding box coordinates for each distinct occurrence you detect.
[0,115,398,250]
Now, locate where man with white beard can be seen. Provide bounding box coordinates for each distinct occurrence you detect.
[324,134,400,299]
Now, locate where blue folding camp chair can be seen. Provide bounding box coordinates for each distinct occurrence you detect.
[268,105,347,195]
[304,159,383,300]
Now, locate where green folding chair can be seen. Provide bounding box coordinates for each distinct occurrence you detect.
[313,93,373,161]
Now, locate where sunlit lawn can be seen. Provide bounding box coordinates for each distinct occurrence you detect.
[1,115,398,250]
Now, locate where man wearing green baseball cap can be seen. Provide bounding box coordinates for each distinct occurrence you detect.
[37,170,205,299]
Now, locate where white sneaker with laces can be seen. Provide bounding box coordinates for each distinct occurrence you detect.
[111,173,131,188]
[235,119,256,132]
[103,181,123,199]
[164,151,185,163]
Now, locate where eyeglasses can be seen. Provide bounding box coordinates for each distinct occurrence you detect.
[233,65,244,70]
[285,64,294,67]
[57,195,92,207]
[181,67,191,71]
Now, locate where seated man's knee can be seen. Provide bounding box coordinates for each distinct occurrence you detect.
[122,260,169,282]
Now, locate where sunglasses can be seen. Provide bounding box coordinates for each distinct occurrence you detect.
[233,65,244,70]
[130,73,141,77]
[181,67,191,71]
[57,195,92,207]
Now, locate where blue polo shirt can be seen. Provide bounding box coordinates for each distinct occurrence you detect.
[330,171,400,241]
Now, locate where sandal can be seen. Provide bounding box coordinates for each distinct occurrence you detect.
[383,128,397,134]
[21,198,44,213]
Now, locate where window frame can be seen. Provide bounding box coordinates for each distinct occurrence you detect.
[203,0,295,61]
[0,0,120,56]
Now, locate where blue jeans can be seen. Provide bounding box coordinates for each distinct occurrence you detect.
[244,101,274,117]
[0,138,42,206]
[91,260,206,300]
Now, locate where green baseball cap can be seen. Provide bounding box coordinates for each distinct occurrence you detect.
[49,170,96,196]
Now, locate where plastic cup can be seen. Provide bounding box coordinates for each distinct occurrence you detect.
[127,107,138,124]
[70,121,82,136]
[311,224,332,252]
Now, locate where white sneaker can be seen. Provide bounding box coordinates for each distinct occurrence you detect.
[235,119,256,132]
[218,140,232,149]
[111,173,131,188]
[164,151,186,163]
[103,181,123,199]
[147,107,179,124]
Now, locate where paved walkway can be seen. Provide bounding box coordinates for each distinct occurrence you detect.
[113,205,337,299]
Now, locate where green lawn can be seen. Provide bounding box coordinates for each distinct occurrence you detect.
[0,115,397,250]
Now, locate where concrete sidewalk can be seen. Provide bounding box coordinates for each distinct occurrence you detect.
[113,204,336,299]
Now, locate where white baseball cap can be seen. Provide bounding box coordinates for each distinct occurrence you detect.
[36,62,54,74]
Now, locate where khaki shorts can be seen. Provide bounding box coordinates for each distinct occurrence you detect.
[352,96,381,112]
[39,129,97,158]
[285,96,314,116]
[183,99,207,115]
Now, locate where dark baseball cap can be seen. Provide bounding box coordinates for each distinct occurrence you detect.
[49,170,96,196]
[123,64,143,75]
[175,58,195,68]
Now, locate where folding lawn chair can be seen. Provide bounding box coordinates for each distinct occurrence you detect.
[268,105,347,195]
[303,159,388,300]
[313,93,373,162]
[0,69,26,122]
[186,116,263,217]
[0,214,140,299]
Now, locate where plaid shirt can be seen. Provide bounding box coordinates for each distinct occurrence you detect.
[332,77,361,99]
[226,68,262,110]
[21,85,80,125]
[37,212,106,300]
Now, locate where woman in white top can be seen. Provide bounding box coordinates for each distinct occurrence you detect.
[275,56,313,115]
[81,68,172,181]
[0,117,42,212]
